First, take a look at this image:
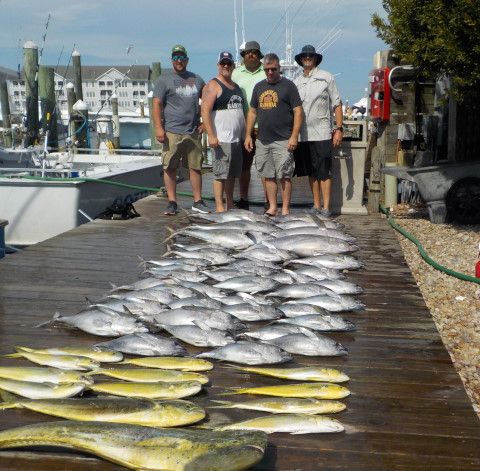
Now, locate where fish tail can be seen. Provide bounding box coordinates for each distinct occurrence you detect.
[2,353,21,358]
[137,255,147,269]
[0,390,18,408]
[84,369,100,377]
[163,227,180,243]
[35,311,62,328]
[14,346,32,353]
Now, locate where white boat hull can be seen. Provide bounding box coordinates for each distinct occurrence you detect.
[0,157,163,246]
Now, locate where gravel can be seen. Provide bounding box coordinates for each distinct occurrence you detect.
[391,210,480,417]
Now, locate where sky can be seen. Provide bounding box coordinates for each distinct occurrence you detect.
[0,0,387,104]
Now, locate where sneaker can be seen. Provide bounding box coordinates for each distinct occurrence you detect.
[263,201,270,211]
[192,199,211,214]
[235,198,249,210]
[320,208,332,217]
[164,201,178,215]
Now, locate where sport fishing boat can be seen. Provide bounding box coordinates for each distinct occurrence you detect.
[0,148,163,246]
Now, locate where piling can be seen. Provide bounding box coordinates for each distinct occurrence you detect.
[38,65,58,149]
[110,93,120,149]
[139,99,145,118]
[150,62,162,87]
[0,79,12,147]
[367,146,382,213]
[23,40,39,147]
[72,50,83,101]
[72,100,89,149]
[148,91,159,150]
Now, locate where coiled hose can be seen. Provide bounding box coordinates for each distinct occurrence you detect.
[380,205,480,285]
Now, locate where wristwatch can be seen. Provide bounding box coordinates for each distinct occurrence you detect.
[335,126,344,132]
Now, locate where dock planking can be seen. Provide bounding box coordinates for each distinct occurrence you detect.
[0,194,479,470]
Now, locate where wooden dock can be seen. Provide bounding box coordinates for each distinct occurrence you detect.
[0,194,479,470]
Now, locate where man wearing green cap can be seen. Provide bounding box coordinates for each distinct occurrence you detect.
[152,44,209,215]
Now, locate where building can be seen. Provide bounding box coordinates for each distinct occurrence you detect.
[6,64,168,117]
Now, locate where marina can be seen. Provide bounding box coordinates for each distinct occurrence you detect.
[0,194,478,470]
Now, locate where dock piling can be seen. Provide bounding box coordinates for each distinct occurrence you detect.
[23,40,39,147]
[38,65,58,150]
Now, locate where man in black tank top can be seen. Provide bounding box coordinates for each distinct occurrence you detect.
[201,52,246,212]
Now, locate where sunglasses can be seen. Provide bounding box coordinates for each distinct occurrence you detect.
[264,67,278,72]
[172,55,188,61]
[219,61,234,66]
[302,54,315,59]
[244,49,259,55]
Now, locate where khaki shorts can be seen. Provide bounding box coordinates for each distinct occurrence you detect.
[254,140,294,179]
[213,142,243,179]
[163,131,203,171]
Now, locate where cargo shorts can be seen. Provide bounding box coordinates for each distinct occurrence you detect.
[162,131,203,171]
[254,140,294,179]
[213,142,243,180]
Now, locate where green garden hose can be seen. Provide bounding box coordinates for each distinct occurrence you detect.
[380,205,480,285]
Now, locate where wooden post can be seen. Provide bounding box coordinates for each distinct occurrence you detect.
[139,99,145,118]
[0,79,12,147]
[110,93,120,149]
[23,40,39,147]
[148,91,160,150]
[72,50,83,101]
[38,65,58,149]
[66,82,76,148]
[150,62,161,88]
[73,100,88,149]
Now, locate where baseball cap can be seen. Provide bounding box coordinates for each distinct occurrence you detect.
[172,44,187,57]
[217,51,234,64]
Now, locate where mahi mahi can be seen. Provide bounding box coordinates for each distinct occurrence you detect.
[120,356,213,371]
[90,368,209,384]
[223,382,350,399]
[0,366,93,385]
[0,378,86,399]
[9,346,123,363]
[210,397,346,414]
[232,365,349,382]
[218,413,344,434]
[0,421,267,471]
[3,350,100,370]
[0,396,205,427]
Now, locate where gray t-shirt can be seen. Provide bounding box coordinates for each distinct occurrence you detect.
[153,71,205,134]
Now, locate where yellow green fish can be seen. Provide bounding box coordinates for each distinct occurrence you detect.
[0,366,93,385]
[89,380,202,399]
[0,377,86,399]
[0,395,205,427]
[223,382,350,399]
[89,367,209,384]
[3,350,99,371]
[120,356,213,371]
[10,345,123,363]
[0,421,267,470]
[233,365,349,382]
[210,397,346,414]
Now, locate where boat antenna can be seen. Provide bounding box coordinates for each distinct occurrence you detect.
[234,0,239,62]
[36,13,52,82]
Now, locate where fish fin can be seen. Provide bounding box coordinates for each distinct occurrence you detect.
[0,390,17,409]
[84,369,101,377]
[261,240,276,250]
[193,320,211,331]
[137,255,147,269]
[297,327,318,340]
[2,353,21,358]
[14,346,32,353]
[35,312,61,328]
[163,227,181,243]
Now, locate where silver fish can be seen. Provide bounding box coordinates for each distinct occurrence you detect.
[144,308,246,332]
[191,209,271,223]
[233,246,292,263]
[161,324,235,347]
[214,276,280,294]
[197,341,292,365]
[263,235,357,256]
[169,249,234,266]
[287,254,364,270]
[277,303,329,317]
[266,283,336,299]
[316,279,364,295]
[95,333,187,356]
[168,296,223,310]
[187,220,274,233]
[175,280,226,299]
[285,294,365,312]
[223,303,283,322]
[49,309,148,337]
[276,314,356,332]
[242,324,312,341]
[289,265,345,280]
[202,269,241,282]
[179,228,255,250]
[271,226,356,242]
[263,330,348,356]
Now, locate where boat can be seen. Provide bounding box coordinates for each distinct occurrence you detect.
[0,148,163,246]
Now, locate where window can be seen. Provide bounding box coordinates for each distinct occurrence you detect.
[57,81,63,87]
[132,81,138,86]
[107,81,113,86]
[99,81,105,86]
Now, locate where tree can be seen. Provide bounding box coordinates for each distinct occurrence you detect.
[371,0,480,100]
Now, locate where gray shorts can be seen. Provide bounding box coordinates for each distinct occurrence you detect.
[254,140,294,179]
[213,142,243,179]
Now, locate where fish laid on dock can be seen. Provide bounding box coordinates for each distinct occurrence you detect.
[222,382,350,399]
[0,395,206,427]
[89,368,209,384]
[3,350,100,371]
[120,356,214,371]
[0,421,267,471]
[232,365,350,382]
[7,345,123,363]
[210,397,347,414]
[0,366,93,385]
[0,378,86,399]
[218,413,345,434]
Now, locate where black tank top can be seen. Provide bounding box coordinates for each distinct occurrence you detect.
[212,78,244,111]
